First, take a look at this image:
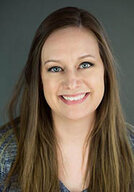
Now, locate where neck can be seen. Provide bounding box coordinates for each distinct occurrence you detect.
[52,111,95,149]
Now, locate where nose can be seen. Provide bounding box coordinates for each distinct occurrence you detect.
[62,70,82,89]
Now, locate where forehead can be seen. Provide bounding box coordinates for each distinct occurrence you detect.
[41,27,99,60]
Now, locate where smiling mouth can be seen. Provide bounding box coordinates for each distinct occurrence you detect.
[58,92,90,105]
[60,92,90,97]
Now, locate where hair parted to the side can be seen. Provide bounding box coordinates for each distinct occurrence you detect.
[1,6,134,192]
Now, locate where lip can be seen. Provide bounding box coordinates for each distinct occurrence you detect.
[59,92,90,105]
[60,92,89,97]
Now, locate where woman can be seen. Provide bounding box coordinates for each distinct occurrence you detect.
[0,6,134,192]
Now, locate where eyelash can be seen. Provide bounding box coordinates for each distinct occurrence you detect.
[47,62,94,73]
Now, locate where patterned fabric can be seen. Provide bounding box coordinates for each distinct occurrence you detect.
[0,122,134,192]
[59,180,88,192]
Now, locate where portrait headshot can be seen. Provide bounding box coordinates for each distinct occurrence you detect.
[0,2,134,192]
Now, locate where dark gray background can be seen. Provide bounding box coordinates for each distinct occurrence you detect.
[0,0,134,126]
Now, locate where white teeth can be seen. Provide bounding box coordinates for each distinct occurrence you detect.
[62,93,86,101]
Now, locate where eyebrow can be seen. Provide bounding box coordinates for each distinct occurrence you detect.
[43,54,95,65]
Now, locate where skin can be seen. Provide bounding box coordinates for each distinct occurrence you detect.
[40,26,105,191]
[41,26,104,146]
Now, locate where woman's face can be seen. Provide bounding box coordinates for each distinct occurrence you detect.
[41,27,104,120]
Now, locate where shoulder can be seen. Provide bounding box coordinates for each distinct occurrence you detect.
[125,122,134,152]
[0,122,17,182]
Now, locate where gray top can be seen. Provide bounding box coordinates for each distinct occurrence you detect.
[59,180,88,192]
[0,122,134,191]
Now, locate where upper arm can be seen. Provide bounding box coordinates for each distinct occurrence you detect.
[126,122,134,152]
[0,124,17,184]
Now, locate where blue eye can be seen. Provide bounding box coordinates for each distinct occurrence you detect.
[79,62,94,69]
[47,66,62,72]
[47,62,94,73]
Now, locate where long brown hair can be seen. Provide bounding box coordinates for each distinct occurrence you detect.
[1,6,134,192]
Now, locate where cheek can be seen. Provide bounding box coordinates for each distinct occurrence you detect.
[41,76,58,99]
[88,71,104,97]
[86,71,104,86]
[88,74,104,111]
[96,78,104,101]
